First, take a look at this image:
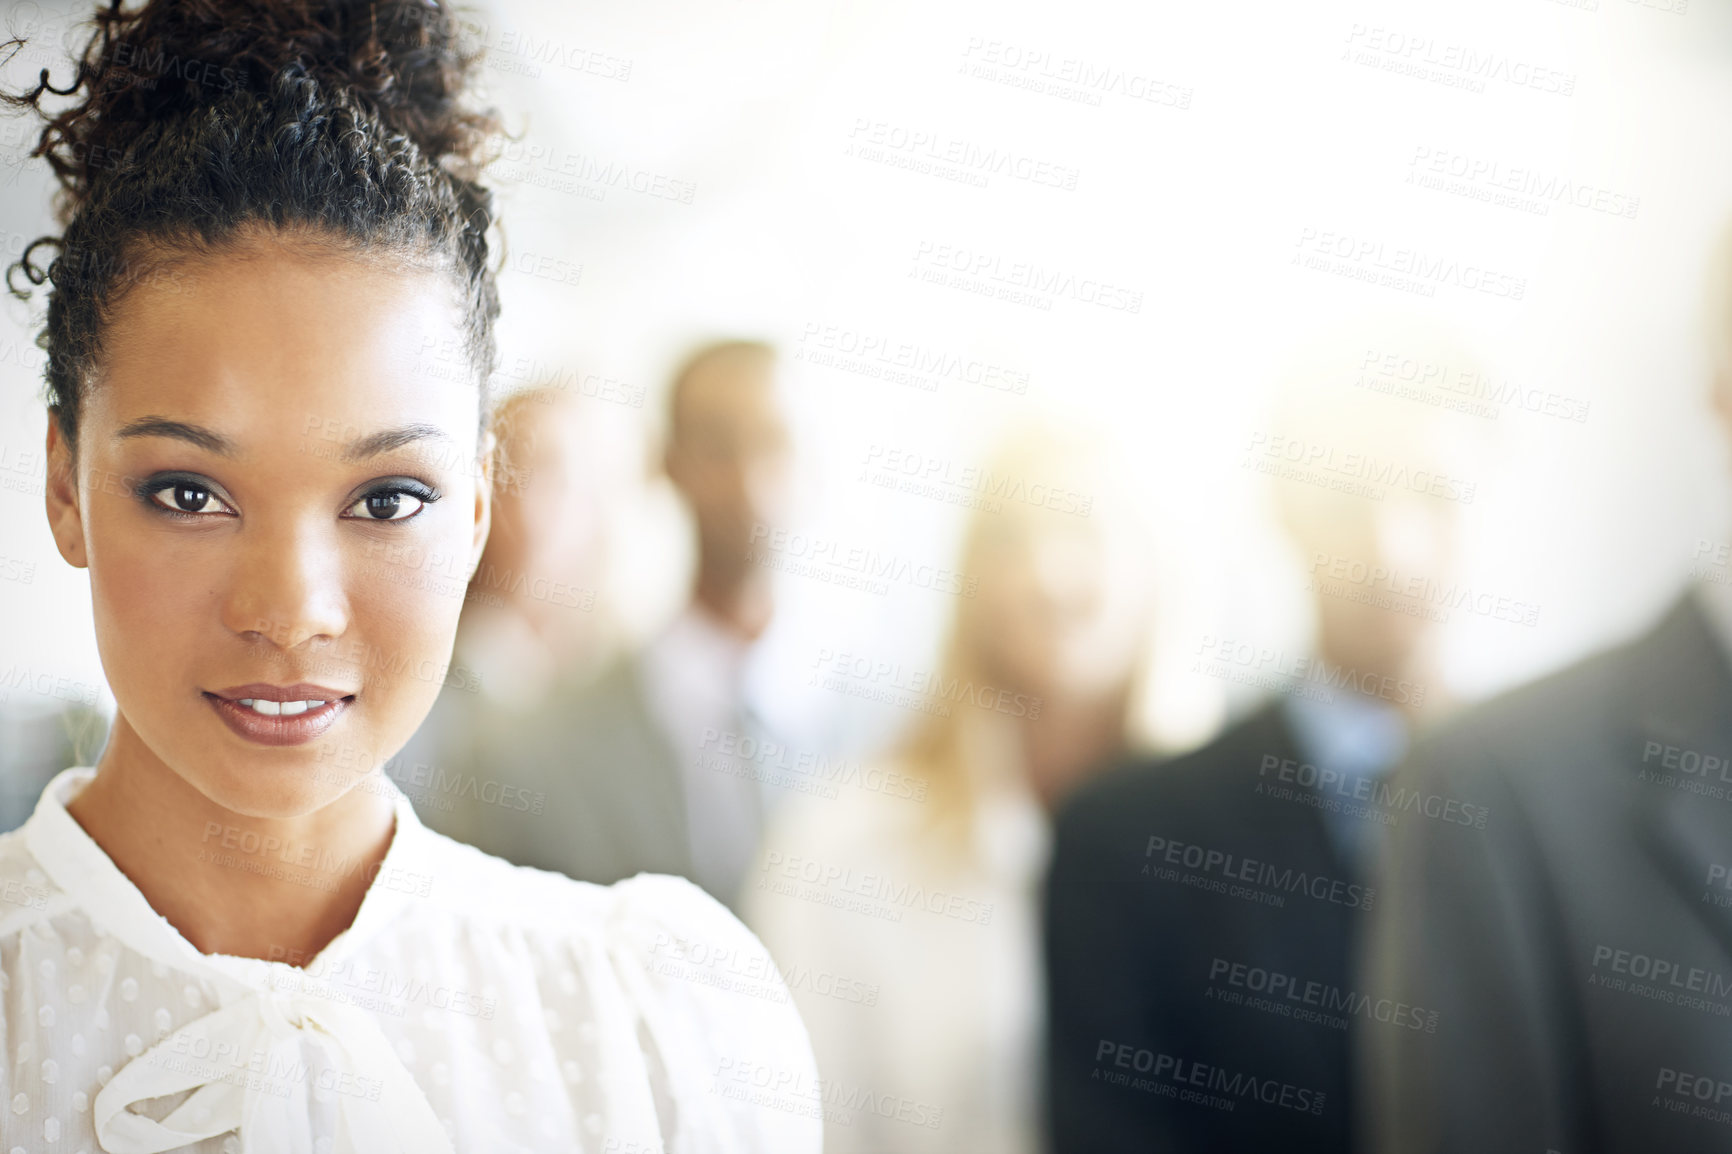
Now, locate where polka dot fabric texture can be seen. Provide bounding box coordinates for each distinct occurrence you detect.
[0,770,821,1153]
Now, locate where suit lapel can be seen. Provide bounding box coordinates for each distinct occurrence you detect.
[1258,699,1374,884]
[1634,593,1732,961]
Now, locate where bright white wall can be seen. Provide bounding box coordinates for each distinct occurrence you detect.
[3,0,1730,752]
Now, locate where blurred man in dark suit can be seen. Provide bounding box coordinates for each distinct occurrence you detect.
[1356,231,1732,1152]
[1045,326,1485,1152]
[412,339,799,910]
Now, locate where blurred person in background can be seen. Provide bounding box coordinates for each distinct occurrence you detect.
[0,699,106,832]
[430,339,798,907]
[1046,325,1485,1153]
[1356,227,1732,1152]
[393,384,637,839]
[448,385,633,703]
[745,426,1155,1154]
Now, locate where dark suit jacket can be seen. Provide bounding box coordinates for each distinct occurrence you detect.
[1359,590,1732,1154]
[405,653,695,886]
[1047,700,1373,1153]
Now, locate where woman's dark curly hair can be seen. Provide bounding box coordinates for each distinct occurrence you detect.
[2,0,503,450]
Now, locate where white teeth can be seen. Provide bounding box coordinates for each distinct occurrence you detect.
[233,699,327,717]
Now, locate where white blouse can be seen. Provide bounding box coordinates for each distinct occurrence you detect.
[0,769,822,1154]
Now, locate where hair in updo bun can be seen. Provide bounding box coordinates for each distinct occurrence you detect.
[2,0,504,446]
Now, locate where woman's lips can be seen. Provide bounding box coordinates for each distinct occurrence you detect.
[203,686,354,747]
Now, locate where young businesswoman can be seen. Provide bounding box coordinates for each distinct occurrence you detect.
[0,2,817,1150]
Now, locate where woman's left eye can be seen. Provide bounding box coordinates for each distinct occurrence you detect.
[344,489,430,522]
[148,482,235,516]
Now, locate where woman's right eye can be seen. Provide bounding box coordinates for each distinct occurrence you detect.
[148,482,234,516]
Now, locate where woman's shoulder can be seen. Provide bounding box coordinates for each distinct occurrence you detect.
[414,822,784,957]
[413,829,822,1149]
[413,823,610,925]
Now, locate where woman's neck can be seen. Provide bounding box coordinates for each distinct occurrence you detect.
[67,718,396,966]
[1019,688,1131,813]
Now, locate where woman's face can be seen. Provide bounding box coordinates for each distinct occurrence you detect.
[44,239,490,819]
[969,514,1139,701]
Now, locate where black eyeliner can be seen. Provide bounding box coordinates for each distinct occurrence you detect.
[132,470,210,501]
[345,476,443,523]
[133,470,231,518]
[367,477,441,502]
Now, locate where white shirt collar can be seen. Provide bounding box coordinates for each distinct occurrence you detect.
[639,602,760,749]
[23,767,437,993]
[1280,690,1409,782]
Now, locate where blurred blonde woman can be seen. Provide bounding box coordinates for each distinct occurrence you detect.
[744,425,1155,1154]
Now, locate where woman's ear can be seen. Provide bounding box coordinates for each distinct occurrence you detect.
[44,417,88,569]
[469,428,496,577]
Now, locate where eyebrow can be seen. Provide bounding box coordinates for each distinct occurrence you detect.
[340,423,453,463]
[115,417,233,455]
[114,417,453,463]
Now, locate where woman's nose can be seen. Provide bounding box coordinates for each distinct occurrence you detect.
[218,518,350,650]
